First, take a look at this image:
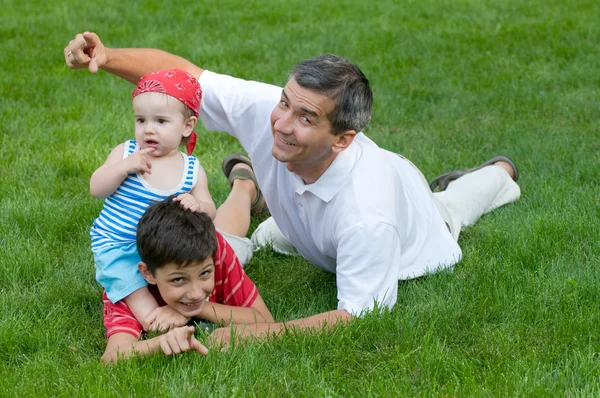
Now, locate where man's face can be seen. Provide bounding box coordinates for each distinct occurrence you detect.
[140,257,215,318]
[269,78,340,174]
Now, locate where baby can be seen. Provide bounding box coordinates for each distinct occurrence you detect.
[90,68,216,332]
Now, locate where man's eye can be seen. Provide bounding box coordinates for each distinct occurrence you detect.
[279,100,288,107]
[301,116,311,124]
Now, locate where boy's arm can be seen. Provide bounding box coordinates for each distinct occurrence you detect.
[90,144,154,198]
[101,327,208,363]
[65,32,205,83]
[124,287,190,332]
[199,293,274,326]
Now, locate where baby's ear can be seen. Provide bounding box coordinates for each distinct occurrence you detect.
[183,116,198,137]
[138,262,156,284]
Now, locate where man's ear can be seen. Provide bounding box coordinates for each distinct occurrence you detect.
[138,262,157,284]
[332,130,356,153]
[183,116,198,138]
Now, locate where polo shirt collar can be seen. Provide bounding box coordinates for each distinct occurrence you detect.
[293,140,360,202]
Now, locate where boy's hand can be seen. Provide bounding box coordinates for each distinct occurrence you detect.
[146,305,190,332]
[158,326,208,356]
[173,193,202,212]
[122,148,154,175]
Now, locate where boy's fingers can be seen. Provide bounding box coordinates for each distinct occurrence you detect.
[178,335,191,352]
[144,310,159,330]
[166,333,183,354]
[184,327,208,355]
[159,338,173,356]
[192,338,209,355]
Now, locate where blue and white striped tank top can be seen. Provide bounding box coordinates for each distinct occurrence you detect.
[90,140,199,249]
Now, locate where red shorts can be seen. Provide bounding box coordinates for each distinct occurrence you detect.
[103,291,144,339]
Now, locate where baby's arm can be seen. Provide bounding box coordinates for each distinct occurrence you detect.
[90,144,154,198]
[198,293,274,326]
[175,165,217,218]
[124,287,189,332]
[101,326,208,363]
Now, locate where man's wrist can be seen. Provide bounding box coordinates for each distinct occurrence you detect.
[101,47,113,71]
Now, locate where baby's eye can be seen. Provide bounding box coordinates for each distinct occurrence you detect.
[136,118,145,123]
[157,119,167,124]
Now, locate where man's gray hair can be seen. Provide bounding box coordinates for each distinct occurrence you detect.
[290,54,373,135]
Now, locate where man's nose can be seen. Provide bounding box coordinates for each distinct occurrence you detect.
[274,111,293,135]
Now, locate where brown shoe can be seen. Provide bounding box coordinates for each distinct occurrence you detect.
[222,153,269,217]
[429,155,519,192]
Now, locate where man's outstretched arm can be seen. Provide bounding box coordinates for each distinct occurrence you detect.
[64,31,204,83]
[209,309,352,346]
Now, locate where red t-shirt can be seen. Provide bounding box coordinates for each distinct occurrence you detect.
[103,231,258,338]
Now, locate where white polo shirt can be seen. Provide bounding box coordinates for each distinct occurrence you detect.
[199,71,462,315]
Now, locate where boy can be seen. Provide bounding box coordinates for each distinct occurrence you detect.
[101,196,273,362]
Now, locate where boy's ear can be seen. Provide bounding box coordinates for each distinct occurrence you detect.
[183,116,198,138]
[138,262,157,284]
[331,130,356,154]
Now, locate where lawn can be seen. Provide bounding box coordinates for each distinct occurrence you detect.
[1,0,599,396]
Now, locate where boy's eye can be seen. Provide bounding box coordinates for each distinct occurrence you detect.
[200,269,213,278]
[171,277,184,284]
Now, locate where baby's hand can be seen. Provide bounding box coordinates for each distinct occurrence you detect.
[145,305,190,332]
[122,148,154,175]
[158,326,208,357]
[174,193,202,212]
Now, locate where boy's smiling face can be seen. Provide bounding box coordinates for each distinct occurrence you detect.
[139,257,215,318]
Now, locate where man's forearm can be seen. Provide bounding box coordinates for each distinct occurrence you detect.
[102,48,204,84]
[210,309,352,345]
[200,302,273,326]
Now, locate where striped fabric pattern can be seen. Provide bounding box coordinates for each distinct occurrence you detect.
[91,140,198,249]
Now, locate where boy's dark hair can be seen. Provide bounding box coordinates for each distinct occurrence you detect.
[137,196,217,275]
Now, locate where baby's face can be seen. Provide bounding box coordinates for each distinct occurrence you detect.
[152,257,215,318]
[132,92,192,157]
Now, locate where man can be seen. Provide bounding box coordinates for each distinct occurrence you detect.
[65,32,520,344]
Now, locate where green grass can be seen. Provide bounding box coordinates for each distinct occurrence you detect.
[2,0,600,395]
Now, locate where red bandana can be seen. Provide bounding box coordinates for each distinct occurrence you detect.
[132,68,202,154]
